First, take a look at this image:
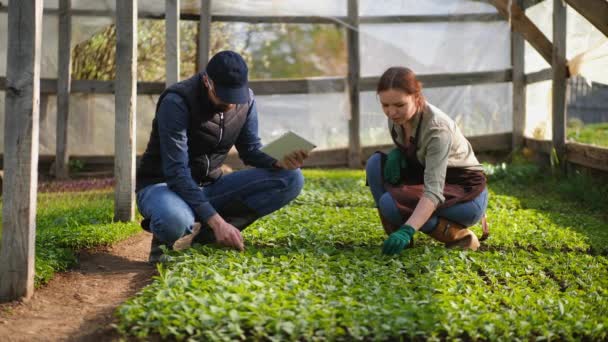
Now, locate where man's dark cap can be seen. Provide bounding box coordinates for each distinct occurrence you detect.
[205,50,249,104]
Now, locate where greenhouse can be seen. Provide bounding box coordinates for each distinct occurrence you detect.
[0,0,607,340]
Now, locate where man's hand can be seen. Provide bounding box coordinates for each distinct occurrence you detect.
[275,149,308,170]
[207,214,244,251]
[382,225,416,255]
[383,148,407,185]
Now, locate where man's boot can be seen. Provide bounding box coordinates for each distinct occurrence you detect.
[429,217,480,251]
[194,200,260,245]
[143,219,203,263]
[148,235,170,264]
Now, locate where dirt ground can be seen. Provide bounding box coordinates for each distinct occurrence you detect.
[0,232,156,342]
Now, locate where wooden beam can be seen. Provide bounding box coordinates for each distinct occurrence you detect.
[0,5,507,25]
[165,0,180,86]
[511,0,526,150]
[249,77,346,95]
[198,0,211,71]
[347,0,362,168]
[359,13,503,24]
[525,67,552,84]
[0,71,513,95]
[552,0,568,169]
[564,0,608,38]
[55,0,72,180]
[525,138,608,173]
[467,132,513,152]
[489,0,553,65]
[0,133,514,172]
[566,142,608,172]
[0,0,43,303]
[114,0,137,222]
[360,69,512,91]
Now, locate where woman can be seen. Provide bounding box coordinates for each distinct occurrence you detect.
[366,67,488,255]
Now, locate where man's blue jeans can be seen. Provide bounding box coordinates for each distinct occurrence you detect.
[365,152,488,233]
[136,168,304,244]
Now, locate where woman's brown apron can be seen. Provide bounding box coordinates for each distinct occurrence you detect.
[384,111,487,223]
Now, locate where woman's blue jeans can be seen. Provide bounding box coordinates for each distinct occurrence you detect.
[136,168,304,243]
[365,152,488,233]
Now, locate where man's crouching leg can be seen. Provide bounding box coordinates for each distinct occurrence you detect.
[195,168,305,245]
[193,200,260,245]
[145,209,197,263]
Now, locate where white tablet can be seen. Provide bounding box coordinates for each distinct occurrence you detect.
[261,131,317,160]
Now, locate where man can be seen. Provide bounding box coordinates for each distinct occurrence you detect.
[136,50,308,262]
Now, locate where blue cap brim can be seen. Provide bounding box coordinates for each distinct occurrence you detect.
[215,85,250,104]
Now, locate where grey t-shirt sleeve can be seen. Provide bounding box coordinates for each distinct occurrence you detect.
[422,125,452,206]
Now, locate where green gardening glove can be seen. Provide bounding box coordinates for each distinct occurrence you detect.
[382,225,416,255]
[383,148,407,185]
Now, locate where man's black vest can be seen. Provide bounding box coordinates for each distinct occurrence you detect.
[136,73,250,191]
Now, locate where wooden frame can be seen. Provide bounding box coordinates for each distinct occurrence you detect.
[0,0,43,303]
[346,0,362,168]
[55,0,72,179]
[511,0,526,150]
[2,0,608,306]
[113,0,137,222]
[552,0,568,169]
[165,0,180,86]
[198,0,211,71]
[564,0,608,38]
[0,70,514,95]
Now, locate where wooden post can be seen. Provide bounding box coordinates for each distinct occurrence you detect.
[511,0,526,151]
[564,0,608,38]
[346,0,362,168]
[0,0,43,303]
[166,0,180,86]
[114,0,137,222]
[490,0,554,65]
[198,0,211,71]
[552,0,567,169]
[56,0,72,179]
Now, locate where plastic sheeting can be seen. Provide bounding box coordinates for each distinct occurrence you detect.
[360,21,510,76]
[523,0,608,140]
[361,83,512,146]
[1,0,516,155]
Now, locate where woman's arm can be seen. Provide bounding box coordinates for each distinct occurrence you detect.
[407,126,452,230]
[405,196,437,230]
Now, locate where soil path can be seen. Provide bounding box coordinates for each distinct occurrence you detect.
[0,232,156,342]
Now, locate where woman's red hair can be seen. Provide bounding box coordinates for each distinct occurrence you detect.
[376,67,426,110]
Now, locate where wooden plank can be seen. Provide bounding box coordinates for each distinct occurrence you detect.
[0,0,43,303]
[1,71,513,95]
[359,13,503,24]
[552,0,568,169]
[212,15,344,24]
[467,132,512,152]
[0,5,506,24]
[198,0,211,72]
[566,142,608,172]
[249,77,346,95]
[0,132,513,171]
[165,0,180,86]
[55,0,72,180]
[347,0,362,168]
[525,67,552,84]
[489,0,553,65]
[525,138,608,173]
[564,0,608,38]
[524,137,553,154]
[511,0,526,150]
[114,0,137,222]
[360,69,512,91]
